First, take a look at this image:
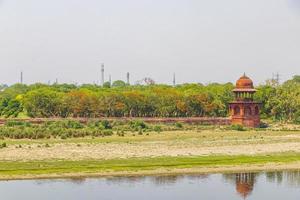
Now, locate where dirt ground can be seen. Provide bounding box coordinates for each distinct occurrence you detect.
[1,130,300,161]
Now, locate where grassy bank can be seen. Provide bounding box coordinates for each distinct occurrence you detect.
[0,121,299,180]
[1,153,300,180]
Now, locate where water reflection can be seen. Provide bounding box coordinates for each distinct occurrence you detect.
[5,171,300,200]
[86,172,300,199]
[222,173,256,199]
[235,173,255,199]
[33,171,300,190]
[266,171,300,187]
[150,174,209,186]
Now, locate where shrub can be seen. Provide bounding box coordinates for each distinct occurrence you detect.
[175,122,183,128]
[153,125,162,133]
[231,124,246,131]
[259,122,269,128]
[130,120,147,130]
[5,121,31,127]
[87,120,101,128]
[294,114,300,124]
[0,142,7,148]
[103,130,113,136]
[101,120,112,129]
[61,134,67,139]
[66,120,84,129]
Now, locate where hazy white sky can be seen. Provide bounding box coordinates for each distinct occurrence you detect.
[1,0,300,85]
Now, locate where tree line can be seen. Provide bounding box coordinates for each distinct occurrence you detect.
[0,76,299,123]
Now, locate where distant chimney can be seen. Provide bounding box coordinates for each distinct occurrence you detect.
[127,72,130,85]
[101,63,105,86]
[20,71,23,84]
[173,73,176,87]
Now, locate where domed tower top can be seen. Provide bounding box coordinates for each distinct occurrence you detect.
[233,73,256,92]
[236,182,254,199]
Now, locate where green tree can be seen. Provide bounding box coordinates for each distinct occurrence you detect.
[103,82,111,88]
[112,80,126,88]
[23,88,65,118]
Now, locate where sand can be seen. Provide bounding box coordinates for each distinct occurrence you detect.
[1,134,300,161]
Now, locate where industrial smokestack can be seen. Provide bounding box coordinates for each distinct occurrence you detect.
[126,72,130,85]
[101,63,105,86]
[20,71,23,84]
[173,73,176,87]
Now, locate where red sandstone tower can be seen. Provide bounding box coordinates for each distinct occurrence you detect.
[229,74,261,127]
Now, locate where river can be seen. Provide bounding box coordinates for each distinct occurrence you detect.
[0,171,300,199]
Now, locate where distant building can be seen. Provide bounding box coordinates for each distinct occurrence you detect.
[229,74,261,127]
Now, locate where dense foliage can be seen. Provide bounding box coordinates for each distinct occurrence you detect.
[0,120,180,139]
[0,76,299,123]
[254,75,300,123]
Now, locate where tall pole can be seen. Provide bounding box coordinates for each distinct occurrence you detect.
[101,63,105,86]
[276,72,280,85]
[173,73,176,87]
[20,71,23,84]
[126,72,130,85]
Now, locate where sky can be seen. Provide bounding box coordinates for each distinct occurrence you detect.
[0,0,300,85]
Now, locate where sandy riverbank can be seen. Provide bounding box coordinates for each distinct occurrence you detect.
[0,130,300,161]
[1,130,300,180]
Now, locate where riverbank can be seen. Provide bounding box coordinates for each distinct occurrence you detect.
[1,129,300,180]
[1,130,300,161]
[1,153,300,180]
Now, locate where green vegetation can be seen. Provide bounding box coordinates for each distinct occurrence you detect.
[0,119,183,139]
[1,153,300,178]
[0,118,299,140]
[0,75,298,123]
[230,124,247,131]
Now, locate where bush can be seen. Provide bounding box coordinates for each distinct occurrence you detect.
[65,120,84,129]
[231,124,246,131]
[153,125,162,133]
[103,130,113,136]
[294,113,300,124]
[259,122,269,128]
[0,142,7,148]
[129,120,147,130]
[175,122,183,129]
[5,121,31,127]
[61,134,67,139]
[101,120,112,129]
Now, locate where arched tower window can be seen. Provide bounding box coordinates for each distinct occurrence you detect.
[255,106,259,115]
[244,106,252,116]
[234,106,240,115]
